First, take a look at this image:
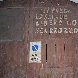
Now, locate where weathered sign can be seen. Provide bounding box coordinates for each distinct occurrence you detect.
[0,8,25,42]
[29,41,41,63]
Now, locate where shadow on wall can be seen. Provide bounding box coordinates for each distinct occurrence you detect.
[0,0,29,7]
[0,0,78,7]
[0,44,7,78]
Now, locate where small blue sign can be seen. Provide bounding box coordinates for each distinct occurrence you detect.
[32,45,38,51]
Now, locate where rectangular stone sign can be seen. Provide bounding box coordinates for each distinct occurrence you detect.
[0,8,25,42]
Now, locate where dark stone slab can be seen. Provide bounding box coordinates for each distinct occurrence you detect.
[0,8,25,42]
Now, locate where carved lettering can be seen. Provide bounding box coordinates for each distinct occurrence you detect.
[34,7,78,35]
